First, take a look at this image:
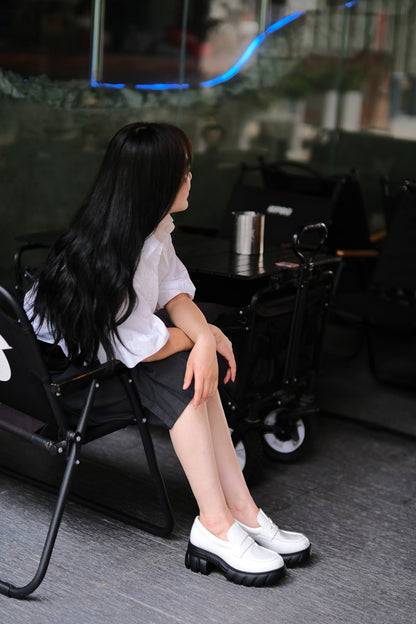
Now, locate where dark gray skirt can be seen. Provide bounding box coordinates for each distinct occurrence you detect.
[130,351,195,428]
[48,349,195,430]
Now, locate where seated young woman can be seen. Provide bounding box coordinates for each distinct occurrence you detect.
[25,122,311,587]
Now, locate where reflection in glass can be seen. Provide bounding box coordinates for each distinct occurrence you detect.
[101,0,261,87]
[0,0,92,80]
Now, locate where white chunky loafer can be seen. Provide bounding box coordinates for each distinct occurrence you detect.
[236,509,311,567]
[185,517,286,587]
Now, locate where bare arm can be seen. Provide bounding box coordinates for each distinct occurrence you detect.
[165,294,236,408]
[207,323,236,385]
[142,327,193,362]
[166,293,217,407]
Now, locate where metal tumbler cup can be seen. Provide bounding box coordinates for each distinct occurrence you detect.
[232,211,265,255]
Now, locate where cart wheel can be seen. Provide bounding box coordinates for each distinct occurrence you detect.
[262,410,316,462]
[231,427,264,485]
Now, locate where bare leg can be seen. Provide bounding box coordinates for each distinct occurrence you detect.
[169,391,260,540]
[171,393,308,582]
[169,399,234,540]
[205,391,260,527]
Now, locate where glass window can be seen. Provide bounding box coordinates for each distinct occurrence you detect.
[0,0,92,80]
[102,0,260,87]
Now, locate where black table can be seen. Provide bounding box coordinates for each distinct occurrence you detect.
[173,229,340,307]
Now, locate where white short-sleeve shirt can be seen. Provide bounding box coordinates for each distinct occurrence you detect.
[25,215,196,368]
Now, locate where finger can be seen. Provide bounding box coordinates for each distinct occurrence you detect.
[192,377,204,408]
[192,395,200,409]
[225,355,236,383]
[183,362,194,390]
[196,375,217,407]
[231,353,237,381]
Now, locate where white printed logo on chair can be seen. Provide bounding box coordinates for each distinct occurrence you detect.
[0,334,12,381]
[266,205,293,217]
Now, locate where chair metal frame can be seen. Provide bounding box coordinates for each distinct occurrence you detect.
[0,284,174,599]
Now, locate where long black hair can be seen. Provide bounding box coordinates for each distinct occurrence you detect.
[32,122,193,364]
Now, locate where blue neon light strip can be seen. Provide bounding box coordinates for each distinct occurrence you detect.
[134,82,190,91]
[200,32,265,88]
[91,1,361,91]
[91,81,126,88]
[200,12,303,88]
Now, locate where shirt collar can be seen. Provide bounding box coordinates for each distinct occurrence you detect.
[153,214,175,243]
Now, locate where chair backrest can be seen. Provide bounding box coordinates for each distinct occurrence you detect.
[220,161,370,252]
[259,158,331,194]
[0,285,59,427]
[372,181,416,294]
[326,172,371,252]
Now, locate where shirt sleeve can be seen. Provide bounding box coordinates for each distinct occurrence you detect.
[100,237,195,368]
[98,299,170,368]
[102,231,195,368]
[24,286,63,350]
[157,235,196,308]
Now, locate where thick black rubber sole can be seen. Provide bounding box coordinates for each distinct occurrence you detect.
[185,542,286,587]
[281,544,312,567]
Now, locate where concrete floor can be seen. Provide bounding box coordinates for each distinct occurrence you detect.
[0,403,415,624]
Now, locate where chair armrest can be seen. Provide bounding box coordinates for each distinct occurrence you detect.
[50,360,125,396]
[369,230,386,244]
[335,228,386,258]
[335,249,379,258]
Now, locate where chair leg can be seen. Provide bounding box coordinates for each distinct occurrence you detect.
[125,372,174,536]
[66,375,174,537]
[134,416,174,536]
[67,419,174,537]
[0,379,98,599]
[0,435,81,599]
[0,375,174,599]
[91,374,174,536]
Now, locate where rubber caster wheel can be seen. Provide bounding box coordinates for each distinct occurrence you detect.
[262,410,317,462]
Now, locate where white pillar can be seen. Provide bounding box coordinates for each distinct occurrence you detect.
[340,90,363,131]
[321,90,339,129]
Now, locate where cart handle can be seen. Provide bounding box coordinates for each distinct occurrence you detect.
[292,222,328,265]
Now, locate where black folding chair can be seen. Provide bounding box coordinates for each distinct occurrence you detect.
[220,159,372,249]
[13,230,62,302]
[260,160,386,292]
[329,180,416,390]
[220,161,340,247]
[0,284,173,599]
